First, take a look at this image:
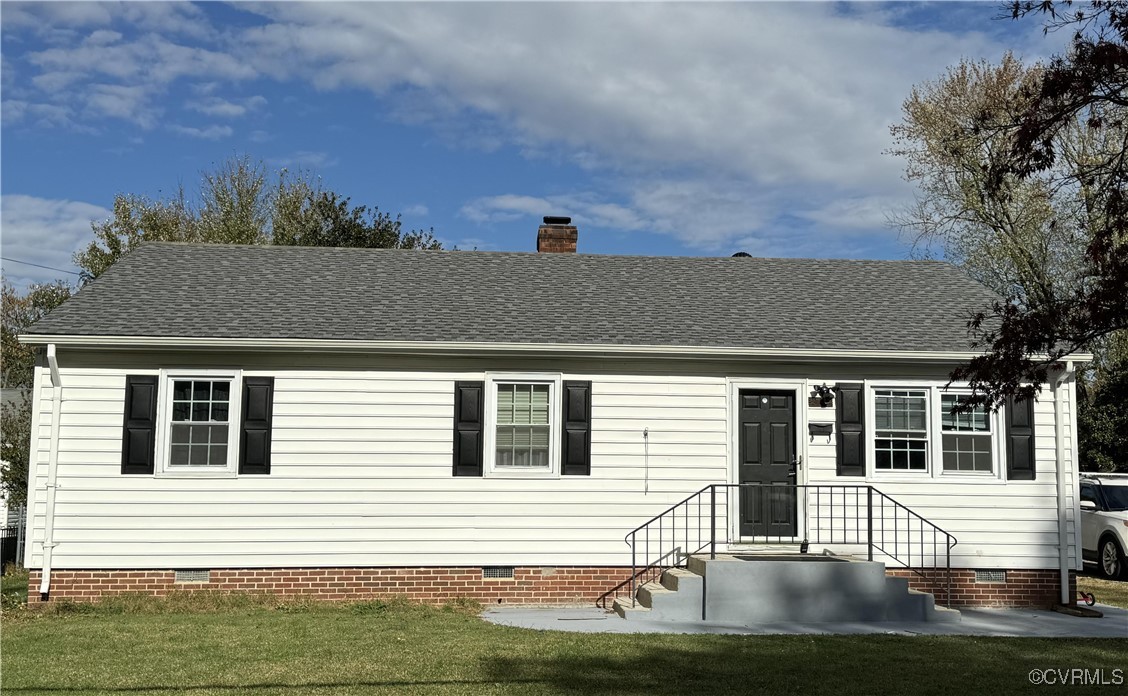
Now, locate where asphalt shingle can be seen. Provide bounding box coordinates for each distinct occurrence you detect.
[25,243,1001,353]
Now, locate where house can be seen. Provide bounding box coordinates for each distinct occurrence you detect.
[18,218,1084,611]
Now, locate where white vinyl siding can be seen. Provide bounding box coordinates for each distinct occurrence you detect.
[805,377,1079,570]
[26,362,728,568]
[24,353,1079,574]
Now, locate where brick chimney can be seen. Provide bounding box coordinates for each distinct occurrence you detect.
[537,216,578,253]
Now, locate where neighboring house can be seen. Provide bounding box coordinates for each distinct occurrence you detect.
[18,219,1084,608]
[1,388,29,567]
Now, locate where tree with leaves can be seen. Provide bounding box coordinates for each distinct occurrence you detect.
[941,1,1128,411]
[273,190,441,250]
[889,53,1100,306]
[74,154,442,280]
[1,280,73,506]
[890,5,1126,432]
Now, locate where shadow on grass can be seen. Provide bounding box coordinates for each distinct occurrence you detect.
[9,637,1125,696]
[2,680,548,694]
[475,638,1128,696]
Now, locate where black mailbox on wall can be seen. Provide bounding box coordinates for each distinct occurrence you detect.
[808,423,833,438]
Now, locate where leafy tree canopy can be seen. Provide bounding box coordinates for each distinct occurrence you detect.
[1,280,73,505]
[928,2,1128,409]
[75,155,441,280]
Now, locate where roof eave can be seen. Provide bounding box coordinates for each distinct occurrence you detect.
[16,333,1016,363]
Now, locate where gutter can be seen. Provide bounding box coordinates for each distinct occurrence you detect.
[40,344,62,601]
[18,334,1094,364]
[1054,361,1073,606]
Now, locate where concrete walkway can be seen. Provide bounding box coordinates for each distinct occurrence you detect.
[483,604,1128,637]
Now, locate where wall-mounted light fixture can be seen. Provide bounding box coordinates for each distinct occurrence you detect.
[811,383,835,408]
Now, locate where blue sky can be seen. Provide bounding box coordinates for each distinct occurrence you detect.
[1,1,1067,288]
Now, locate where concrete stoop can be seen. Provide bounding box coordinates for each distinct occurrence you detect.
[612,554,961,624]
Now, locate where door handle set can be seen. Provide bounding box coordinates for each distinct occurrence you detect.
[788,455,803,478]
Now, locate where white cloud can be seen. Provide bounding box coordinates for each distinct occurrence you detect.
[0,194,109,286]
[186,95,267,118]
[267,150,338,169]
[168,123,233,140]
[238,3,1044,191]
[2,2,1066,255]
[402,204,429,217]
[84,83,154,126]
[17,17,254,128]
[226,2,1054,251]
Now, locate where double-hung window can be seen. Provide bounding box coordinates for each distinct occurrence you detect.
[874,389,928,472]
[940,394,993,473]
[485,376,559,476]
[866,386,1000,478]
[158,371,241,475]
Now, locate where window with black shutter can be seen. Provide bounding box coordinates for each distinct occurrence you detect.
[239,377,275,475]
[1005,395,1036,480]
[453,381,485,476]
[835,382,865,477]
[121,375,158,474]
[561,381,592,476]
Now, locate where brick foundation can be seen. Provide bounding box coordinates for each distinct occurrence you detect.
[886,568,1075,608]
[26,566,633,606]
[27,566,1072,608]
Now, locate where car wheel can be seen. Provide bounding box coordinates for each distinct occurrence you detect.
[1099,536,1126,580]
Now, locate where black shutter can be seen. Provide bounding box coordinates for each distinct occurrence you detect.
[835,382,865,477]
[1005,395,1036,480]
[561,381,592,476]
[453,381,484,476]
[121,375,158,474]
[239,377,275,475]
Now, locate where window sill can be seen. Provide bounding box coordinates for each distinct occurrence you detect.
[485,468,560,480]
[155,470,239,479]
[939,471,1005,483]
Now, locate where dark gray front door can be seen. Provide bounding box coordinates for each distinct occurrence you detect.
[738,389,797,538]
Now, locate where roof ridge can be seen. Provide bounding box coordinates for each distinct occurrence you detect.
[135,241,953,265]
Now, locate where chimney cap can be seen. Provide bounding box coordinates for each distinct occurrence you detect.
[542,216,572,226]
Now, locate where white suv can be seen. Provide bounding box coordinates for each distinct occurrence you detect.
[1080,474,1128,580]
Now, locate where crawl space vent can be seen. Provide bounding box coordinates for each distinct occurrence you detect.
[974,570,1006,584]
[174,569,211,583]
[482,567,515,579]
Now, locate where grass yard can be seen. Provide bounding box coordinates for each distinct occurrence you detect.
[2,594,1126,696]
[1078,573,1128,608]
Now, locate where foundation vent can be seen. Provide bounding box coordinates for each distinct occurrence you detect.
[482,566,515,579]
[174,569,211,583]
[974,569,1006,583]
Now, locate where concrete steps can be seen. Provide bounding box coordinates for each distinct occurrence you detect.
[614,554,961,624]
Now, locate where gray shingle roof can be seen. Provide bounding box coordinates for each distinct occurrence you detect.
[25,242,1000,353]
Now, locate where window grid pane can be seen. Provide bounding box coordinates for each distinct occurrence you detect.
[168,379,231,468]
[940,394,990,432]
[874,389,928,471]
[942,434,993,472]
[496,383,551,469]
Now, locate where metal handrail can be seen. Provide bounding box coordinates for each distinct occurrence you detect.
[622,483,958,608]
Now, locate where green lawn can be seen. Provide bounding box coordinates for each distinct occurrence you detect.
[1078,573,1128,608]
[2,595,1125,696]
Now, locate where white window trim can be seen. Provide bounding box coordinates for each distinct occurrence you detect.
[936,388,1004,481]
[154,369,242,478]
[866,381,1004,482]
[483,372,562,479]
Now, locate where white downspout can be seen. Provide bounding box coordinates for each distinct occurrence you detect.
[39,344,62,600]
[1054,361,1073,606]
